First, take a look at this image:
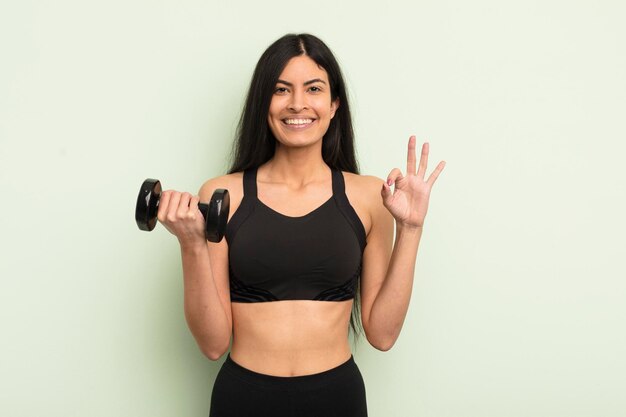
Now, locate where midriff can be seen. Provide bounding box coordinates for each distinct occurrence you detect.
[230,299,354,376]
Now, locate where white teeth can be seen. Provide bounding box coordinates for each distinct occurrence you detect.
[284,118,313,125]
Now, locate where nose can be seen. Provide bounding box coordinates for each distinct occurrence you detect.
[288,89,308,112]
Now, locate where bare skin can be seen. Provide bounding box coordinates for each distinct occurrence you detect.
[157,55,445,376]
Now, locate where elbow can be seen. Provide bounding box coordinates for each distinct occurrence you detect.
[205,351,225,361]
[365,332,397,352]
[363,321,399,352]
[198,336,231,361]
[371,339,396,352]
[202,346,229,361]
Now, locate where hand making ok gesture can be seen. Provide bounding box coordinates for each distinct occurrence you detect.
[381,136,446,229]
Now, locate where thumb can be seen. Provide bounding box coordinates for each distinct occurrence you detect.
[381,181,392,204]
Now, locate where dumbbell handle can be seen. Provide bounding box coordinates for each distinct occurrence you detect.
[197,203,209,218]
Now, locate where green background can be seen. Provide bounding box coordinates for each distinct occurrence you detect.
[1,1,625,416]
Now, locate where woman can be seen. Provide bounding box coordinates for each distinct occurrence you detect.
[157,34,445,417]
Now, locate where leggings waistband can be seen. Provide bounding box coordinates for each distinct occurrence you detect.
[222,354,359,390]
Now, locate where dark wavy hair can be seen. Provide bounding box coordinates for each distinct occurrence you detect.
[227,33,363,338]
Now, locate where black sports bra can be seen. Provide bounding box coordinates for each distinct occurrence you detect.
[225,167,367,303]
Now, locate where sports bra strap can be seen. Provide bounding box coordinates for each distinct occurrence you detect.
[331,168,367,251]
[331,167,344,196]
[243,168,257,197]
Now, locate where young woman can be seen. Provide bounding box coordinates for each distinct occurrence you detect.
[156,33,445,417]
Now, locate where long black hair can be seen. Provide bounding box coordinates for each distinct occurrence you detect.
[228,33,359,175]
[227,34,363,338]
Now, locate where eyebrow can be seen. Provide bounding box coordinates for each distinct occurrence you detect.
[276,78,327,87]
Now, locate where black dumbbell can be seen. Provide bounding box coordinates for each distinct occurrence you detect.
[135,178,230,243]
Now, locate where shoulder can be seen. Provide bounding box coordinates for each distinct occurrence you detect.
[198,172,243,199]
[341,171,388,236]
[342,171,385,198]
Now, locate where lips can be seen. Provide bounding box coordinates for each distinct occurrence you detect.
[283,118,314,125]
[282,118,315,129]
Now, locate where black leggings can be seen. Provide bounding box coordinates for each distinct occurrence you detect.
[209,354,368,417]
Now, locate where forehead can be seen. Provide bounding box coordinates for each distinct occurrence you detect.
[278,55,329,83]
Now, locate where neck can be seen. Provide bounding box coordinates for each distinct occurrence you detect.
[261,142,329,187]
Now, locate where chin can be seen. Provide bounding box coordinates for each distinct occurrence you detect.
[276,137,322,149]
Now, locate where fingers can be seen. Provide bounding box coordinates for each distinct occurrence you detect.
[157,190,199,225]
[381,176,395,204]
[386,168,404,187]
[176,192,193,220]
[407,136,431,180]
[426,161,446,186]
[416,142,429,179]
[407,135,417,175]
[190,195,200,214]
[167,192,182,222]
[392,138,445,187]
[381,180,391,202]
[157,190,172,223]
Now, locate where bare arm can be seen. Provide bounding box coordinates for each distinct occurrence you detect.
[157,178,234,360]
[179,240,232,360]
[361,136,445,351]
[361,216,422,351]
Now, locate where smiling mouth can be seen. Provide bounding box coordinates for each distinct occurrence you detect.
[283,118,314,126]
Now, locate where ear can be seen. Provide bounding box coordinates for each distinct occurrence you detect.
[330,98,340,119]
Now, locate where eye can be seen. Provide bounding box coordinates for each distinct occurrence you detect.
[308,86,322,93]
[274,87,289,95]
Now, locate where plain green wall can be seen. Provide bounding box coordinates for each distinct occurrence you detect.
[1,1,625,416]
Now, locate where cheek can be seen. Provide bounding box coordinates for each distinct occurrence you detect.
[268,104,277,119]
[268,97,283,117]
[268,104,283,128]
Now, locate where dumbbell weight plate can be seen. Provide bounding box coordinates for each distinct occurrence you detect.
[135,178,161,231]
[200,189,230,243]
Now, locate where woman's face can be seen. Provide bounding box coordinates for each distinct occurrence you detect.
[267,55,339,149]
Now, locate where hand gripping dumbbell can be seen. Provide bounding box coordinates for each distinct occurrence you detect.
[135,178,230,242]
